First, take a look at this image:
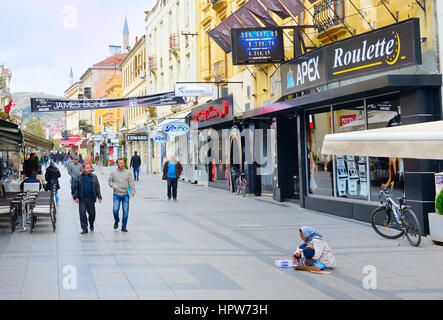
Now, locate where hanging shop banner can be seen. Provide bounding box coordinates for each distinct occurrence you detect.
[30,91,186,113]
[174,84,213,97]
[153,133,168,144]
[231,27,285,65]
[163,122,190,137]
[280,18,421,96]
[127,134,149,142]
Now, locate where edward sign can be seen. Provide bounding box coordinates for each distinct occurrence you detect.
[281,19,421,96]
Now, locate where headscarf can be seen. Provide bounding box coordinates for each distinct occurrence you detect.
[300,226,323,243]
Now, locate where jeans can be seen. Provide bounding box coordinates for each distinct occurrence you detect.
[55,190,59,204]
[79,197,95,231]
[71,180,78,197]
[133,166,140,180]
[113,194,130,228]
[167,177,178,200]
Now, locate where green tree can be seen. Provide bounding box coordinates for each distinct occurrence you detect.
[25,118,46,138]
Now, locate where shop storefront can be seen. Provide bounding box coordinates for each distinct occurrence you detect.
[242,18,442,234]
[190,95,242,192]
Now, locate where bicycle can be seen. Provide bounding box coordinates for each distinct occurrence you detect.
[370,183,422,247]
[235,172,247,198]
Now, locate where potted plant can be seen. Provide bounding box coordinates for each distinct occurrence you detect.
[429,189,443,244]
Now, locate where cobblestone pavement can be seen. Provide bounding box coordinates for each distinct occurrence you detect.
[0,164,442,300]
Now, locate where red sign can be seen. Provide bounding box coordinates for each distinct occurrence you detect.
[340,115,357,127]
[193,100,230,123]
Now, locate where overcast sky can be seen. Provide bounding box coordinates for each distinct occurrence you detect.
[0,0,156,96]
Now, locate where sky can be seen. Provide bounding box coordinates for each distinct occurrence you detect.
[0,0,156,96]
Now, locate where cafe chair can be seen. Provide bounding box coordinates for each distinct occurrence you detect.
[30,189,55,233]
[0,200,17,233]
[23,182,41,193]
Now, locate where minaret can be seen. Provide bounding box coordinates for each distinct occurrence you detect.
[123,16,129,53]
[69,68,74,86]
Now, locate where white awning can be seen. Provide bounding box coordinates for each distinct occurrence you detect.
[158,111,191,131]
[321,120,443,160]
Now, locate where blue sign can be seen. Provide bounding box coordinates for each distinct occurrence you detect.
[153,133,168,144]
[163,122,190,137]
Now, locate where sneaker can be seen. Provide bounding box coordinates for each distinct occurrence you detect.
[168,197,171,200]
[114,222,118,230]
[90,225,94,232]
[173,198,177,201]
[121,227,128,232]
[81,230,88,234]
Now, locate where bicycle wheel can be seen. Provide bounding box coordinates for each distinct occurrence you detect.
[402,209,422,247]
[241,180,247,198]
[371,206,404,239]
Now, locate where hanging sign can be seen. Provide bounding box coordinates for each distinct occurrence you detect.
[163,122,190,136]
[174,84,213,97]
[153,133,168,144]
[30,91,186,113]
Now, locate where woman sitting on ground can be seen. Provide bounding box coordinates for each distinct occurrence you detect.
[293,226,336,269]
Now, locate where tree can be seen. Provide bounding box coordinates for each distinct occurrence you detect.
[25,118,46,138]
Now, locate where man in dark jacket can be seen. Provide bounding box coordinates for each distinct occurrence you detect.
[45,162,61,204]
[23,153,39,178]
[74,163,102,234]
[130,151,142,181]
[162,155,183,201]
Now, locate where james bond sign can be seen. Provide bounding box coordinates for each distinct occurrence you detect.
[31,91,186,112]
[281,18,421,96]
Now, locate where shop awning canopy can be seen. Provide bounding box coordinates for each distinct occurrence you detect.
[321,120,443,160]
[0,119,22,151]
[22,130,54,150]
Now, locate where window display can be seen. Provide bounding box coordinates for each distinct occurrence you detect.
[307,109,333,197]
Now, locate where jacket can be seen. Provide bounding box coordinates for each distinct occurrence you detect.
[73,173,102,202]
[45,165,61,191]
[130,155,141,167]
[295,239,336,268]
[162,161,183,180]
[108,168,135,196]
[68,162,83,181]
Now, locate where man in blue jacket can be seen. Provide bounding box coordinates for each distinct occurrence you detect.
[74,163,102,234]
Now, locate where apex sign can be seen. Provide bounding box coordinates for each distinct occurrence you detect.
[281,18,421,96]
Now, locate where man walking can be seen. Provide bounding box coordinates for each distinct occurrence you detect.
[68,156,83,200]
[74,163,102,234]
[130,151,141,181]
[162,155,183,201]
[108,158,135,232]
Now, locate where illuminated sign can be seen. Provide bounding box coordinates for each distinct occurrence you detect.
[232,27,284,65]
[191,95,234,129]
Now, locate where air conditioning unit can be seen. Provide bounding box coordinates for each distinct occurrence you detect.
[139,71,146,79]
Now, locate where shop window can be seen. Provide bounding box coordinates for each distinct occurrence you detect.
[307,107,333,197]
[333,101,368,200]
[366,98,404,201]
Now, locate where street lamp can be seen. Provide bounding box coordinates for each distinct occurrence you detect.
[119,117,129,159]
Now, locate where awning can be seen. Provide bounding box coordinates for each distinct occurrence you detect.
[158,111,191,131]
[0,119,22,151]
[22,130,54,150]
[321,120,443,160]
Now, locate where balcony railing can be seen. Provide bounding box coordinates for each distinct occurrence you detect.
[148,56,157,70]
[169,33,180,51]
[212,60,226,82]
[313,0,344,34]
